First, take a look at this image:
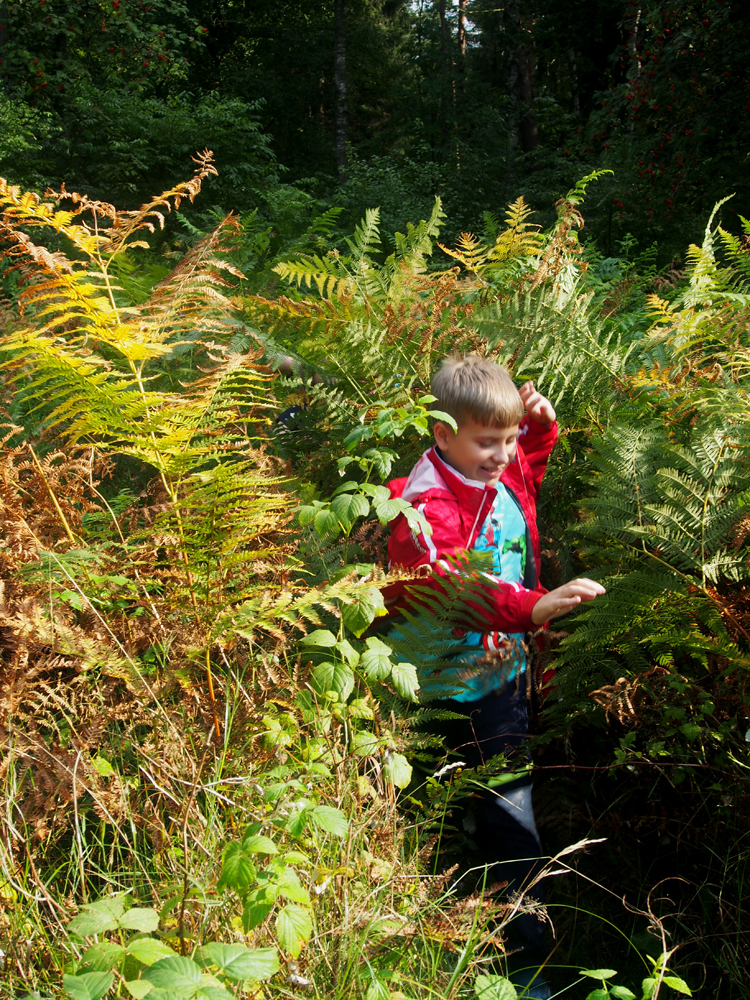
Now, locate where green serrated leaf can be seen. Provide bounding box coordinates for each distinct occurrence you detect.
[299,629,337,648]
[331,491,370,531]
[474,973,518,1000]
[240,834,278,855]
[143,955,203,996]
[308,804,349,837]
[297,505,318,527]
[374,497,407,524]
[610,987,637,1000]
[63,972,116,1000]
[580,970,617,979]
[242,886,277,930]
[68,898,125,937]
[196,988,233,1000]
[276,904,313,958]
[276,866,312,905]
[313,507,340,539]
[361,637,392,680]
[351,730,382,756]
[341,586,386,637]
[348,697,374,719]
[196,943,280,982]
[119,908,160,933]
[124,981,153,1000]
[79,942,125,972]
[311,660,354,702]
[196,988,234,1000]
[383,752,412,789]
[585,990,610,1000]
[390,660,419,701]
[335,638,360,666]
[219,842,257,891]
[662,976,692,995]
[641,978,657,999]
[125,939,175,966]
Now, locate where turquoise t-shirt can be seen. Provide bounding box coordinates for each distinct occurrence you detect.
[398,483,529,703]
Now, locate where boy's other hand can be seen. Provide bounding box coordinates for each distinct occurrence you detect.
[531,578,606,625]
[519,381,556,427]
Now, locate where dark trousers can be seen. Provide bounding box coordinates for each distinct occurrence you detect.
[432,671,547,960]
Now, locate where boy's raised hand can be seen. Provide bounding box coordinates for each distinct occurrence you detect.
[519,380,556,427]
[531,578,606,625]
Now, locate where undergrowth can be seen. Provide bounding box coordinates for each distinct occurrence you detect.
[0,159,747,998]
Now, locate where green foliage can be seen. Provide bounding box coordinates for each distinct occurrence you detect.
[0,167,724,999]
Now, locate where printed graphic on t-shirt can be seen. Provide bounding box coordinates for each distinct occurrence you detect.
[438,484,528,702]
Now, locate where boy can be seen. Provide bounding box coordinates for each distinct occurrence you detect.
[385,356,604,996]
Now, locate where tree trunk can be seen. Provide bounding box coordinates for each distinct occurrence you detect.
[505,0,538,156]
[0,1,7,91]
[567,47,580,118]
[334,0,348,182]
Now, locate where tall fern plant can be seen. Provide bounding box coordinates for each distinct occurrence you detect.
[0,157,306,724]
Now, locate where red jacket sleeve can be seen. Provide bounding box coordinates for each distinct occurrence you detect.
[386,493,545,633]
[518,417,558,496]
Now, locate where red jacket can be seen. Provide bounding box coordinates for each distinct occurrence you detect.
[384,417,558,633]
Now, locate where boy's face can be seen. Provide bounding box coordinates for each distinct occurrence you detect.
[433,418,519,487]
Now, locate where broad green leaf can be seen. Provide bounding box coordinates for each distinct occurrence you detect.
[197,988,234,1000]
[63,972,115,1000]
[143,955,202,996]
[276,903,313,957]
[126,939,175,966]
[197,943,280,982]
[641,978,657,999]
[119,908,160,933]
[332,480,361,496]
[361,637,392,680]
[297,505,319,527]
[124,981,153,999]
[331,491,370,531]
[335,639,360,666]
[311,660,354,702]
[241,834,278,855]
[373,497,408,524]
[580,970,617,979]
[243,896,275,931]
[663,976,692,995]
[313,508,340,539]
[348,697,374,719]
[276,866,312,905]
[426,408,457,430]
[79,942,125,971]
[610,987,637,1000]
[68,897,125,936]
[299,629,337,648]
[383,752,412,789]
[474,974,518,1000]
[219,842,257,891]
[584,990,609,1000]
[390,660,419,701]
[308,805,349,837]
[341,586,386,637]
[351,730,382,757]
[365,980,391,1000]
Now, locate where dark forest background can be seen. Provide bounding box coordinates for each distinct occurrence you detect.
[2,0,749,259]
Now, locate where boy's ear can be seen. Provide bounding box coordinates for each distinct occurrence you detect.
[433,421,454,449]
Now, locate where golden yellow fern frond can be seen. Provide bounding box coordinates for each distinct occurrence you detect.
[438,232,492,274]
[489,196,543,264]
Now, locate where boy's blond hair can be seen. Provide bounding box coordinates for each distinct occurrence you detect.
[431,355,524,428]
